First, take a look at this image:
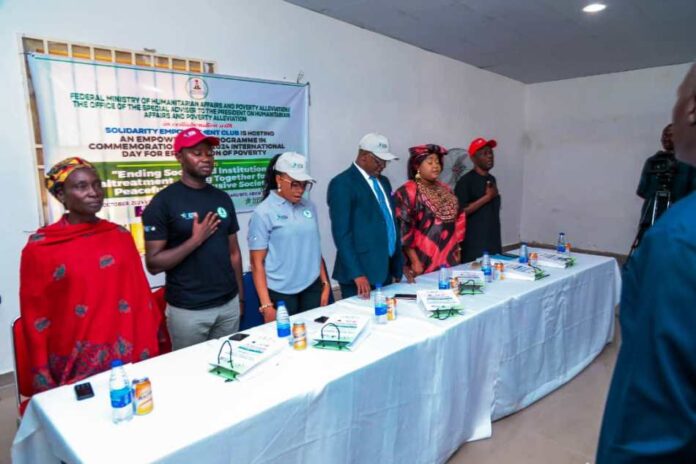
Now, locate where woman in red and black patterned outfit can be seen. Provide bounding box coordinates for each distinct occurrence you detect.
[394,145,466,280]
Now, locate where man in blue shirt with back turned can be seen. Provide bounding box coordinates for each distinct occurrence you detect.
[596,63,696,463]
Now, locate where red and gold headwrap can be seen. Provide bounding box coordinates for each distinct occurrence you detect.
[45,157,95,198]
[407,144,448,180]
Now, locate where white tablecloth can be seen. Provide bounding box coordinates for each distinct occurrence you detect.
[12,251,620,464]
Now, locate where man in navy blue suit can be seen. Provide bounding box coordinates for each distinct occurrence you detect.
[596,63,696,463]
[327,133,404,299]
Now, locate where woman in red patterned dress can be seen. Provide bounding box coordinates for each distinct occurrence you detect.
[19,158,160,393]
[394,145,466,280]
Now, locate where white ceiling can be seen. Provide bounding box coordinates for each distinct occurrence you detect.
[284,0,696,83]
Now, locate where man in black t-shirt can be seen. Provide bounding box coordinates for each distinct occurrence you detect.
[454,137,502,263]
[142,127,244,350]
[636,123,696,228]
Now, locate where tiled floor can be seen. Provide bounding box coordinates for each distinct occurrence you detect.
[0,322,620,464]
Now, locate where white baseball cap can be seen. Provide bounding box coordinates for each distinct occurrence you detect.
[275,152,315,182]
[359,133,398,161]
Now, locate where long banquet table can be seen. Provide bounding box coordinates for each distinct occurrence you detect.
[12,250,621,464]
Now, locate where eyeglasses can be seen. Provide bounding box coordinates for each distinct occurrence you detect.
[279,177,313,192]
[367,152,387,166]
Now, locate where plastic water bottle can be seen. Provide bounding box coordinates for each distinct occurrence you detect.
[557,232,566,253]
[438,265,450,289]
[519,243,529,264]
[482,251,493,283]
[109,359,133,424]
[374,284,387,324]
[276,300,291,339]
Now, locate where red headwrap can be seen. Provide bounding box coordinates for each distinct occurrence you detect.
[407,144,448,180]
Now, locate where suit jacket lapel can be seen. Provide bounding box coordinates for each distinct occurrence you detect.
[349,164,382,214]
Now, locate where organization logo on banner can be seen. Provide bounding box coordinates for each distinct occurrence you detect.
[186,77,208,100]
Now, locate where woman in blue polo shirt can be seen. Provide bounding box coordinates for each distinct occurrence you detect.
[248,152,331,321]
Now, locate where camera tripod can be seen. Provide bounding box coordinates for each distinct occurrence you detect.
[627,187,672,260]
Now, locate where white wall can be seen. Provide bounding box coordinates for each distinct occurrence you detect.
[0,0,526,373]
[522,63,692,253]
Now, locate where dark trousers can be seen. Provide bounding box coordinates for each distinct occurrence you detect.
[268,277,323,316]
[339,278,393,299]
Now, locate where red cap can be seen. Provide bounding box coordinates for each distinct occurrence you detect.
[173,128,220,153]
[468,137,497,156]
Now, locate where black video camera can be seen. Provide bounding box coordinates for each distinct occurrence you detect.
[645,152,677,189]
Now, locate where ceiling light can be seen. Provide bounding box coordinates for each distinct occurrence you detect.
[583,3,607,13]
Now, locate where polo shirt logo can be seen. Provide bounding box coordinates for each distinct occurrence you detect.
[303,209,312,218]
[217,207,228,218]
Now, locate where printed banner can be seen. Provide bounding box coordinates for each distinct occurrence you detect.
[28,54,309,250]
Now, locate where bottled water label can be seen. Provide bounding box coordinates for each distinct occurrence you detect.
[276,302,291,338]
[374,286,387,323]
[557,233,566,252]
[519,244,529,263]
[110,386,132,408]
[438,266,450,289]
[277,324,291,338]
